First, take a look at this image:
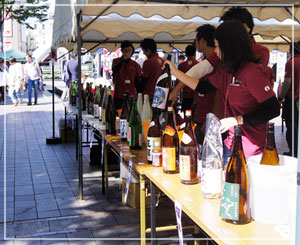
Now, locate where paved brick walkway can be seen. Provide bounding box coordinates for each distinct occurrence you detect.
[0,80,290,244]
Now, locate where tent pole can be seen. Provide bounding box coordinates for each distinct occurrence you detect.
[77,10,84,201]
[46,50,62,145]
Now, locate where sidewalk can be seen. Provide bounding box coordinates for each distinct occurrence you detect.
[0,80,290,244]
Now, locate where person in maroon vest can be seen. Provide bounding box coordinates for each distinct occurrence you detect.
[176,45,198,112]
[278,41,300,157]
[138,38,164,101]
[112,41,141,110]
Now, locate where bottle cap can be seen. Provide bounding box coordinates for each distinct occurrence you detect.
[185,110,192,116]
[168,106,173,112]
[154,141,160,146]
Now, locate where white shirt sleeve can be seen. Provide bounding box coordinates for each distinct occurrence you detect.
[186,59,214,80]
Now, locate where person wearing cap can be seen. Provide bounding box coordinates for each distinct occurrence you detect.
[278,41,300,157]
[139,38,164,101]
[8,56,24,106]
[24,54,42,105]
[112,40,141,110]
[0,58,9,104]
[165,21,280,164]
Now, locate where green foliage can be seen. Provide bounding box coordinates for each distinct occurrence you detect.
[0,0,49,30]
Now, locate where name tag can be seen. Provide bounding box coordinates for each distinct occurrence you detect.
[230,77,241,87]
[125,79,130,84]
[198,93,204,97]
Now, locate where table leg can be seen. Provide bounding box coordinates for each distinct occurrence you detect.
[150,180,156,245]
[104,141,109,200]
[140,174,146,245]
[194,226,200,245]
[101,136,105,195]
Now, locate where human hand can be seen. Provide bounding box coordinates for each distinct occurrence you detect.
[168,89,179,106]
[163,60,177,75]
[220,117,238,133]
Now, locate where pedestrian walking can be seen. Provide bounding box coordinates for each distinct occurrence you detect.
[0,58,9,104]
[8,56,24,106]
[24,54,42,105]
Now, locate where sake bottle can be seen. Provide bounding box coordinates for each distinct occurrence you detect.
[120,92,130,141]
[93,85,101,118]
[152,64,171,110]
[141,94,152,122]
[105,86,116,134]
[71,81,77,106]
[98,85,105,122]
[147,103,161,163]
[220,126,250,225]
[260,122,279,165]
[179,110,198,184]
[128,100,143,149]
[127,96,134,142]
[162,106,179,174]
[101,86,108,124]
[137,93,143,117]
[87,85,93,114]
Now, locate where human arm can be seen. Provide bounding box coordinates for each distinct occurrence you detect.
[278,77,291,101]
[220,96,280,133]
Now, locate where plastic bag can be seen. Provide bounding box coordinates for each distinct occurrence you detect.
[201,113,223,168]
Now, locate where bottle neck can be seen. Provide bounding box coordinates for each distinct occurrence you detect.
[266,131,276,149]
[232,134,243,154]
[167,111,175,128]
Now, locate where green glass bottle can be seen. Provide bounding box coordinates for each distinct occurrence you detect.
[105,86,117,134]
[129,100,142,149]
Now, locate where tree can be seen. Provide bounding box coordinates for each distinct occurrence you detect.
[0,0,49,52]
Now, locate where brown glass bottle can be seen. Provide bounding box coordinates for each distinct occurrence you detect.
[260,122,279,166]
[179,110,198,184]
[220,126,250,225]
[147,104,161,163]
[162,106,179,174]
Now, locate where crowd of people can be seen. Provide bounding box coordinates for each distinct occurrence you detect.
[0,54,43,106]
[110,7,299,159]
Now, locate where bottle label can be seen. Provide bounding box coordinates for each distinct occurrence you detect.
[152,152,162,167]
[128,127,131,145]
[153,86,169,110]
[220,182,240,221]
[94,104,99,117]
[181,133,192,145]
[180,155,191,181]
[149,121,155,127]
[162,147,176,171]
[120,119,127,139]
[102,109,106,123]
[157,73,168,83]
[179,122,186,131]
[147,137,161,161]
[201,168,222,194]
[163,126,176,136]
[98,107,102,121]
